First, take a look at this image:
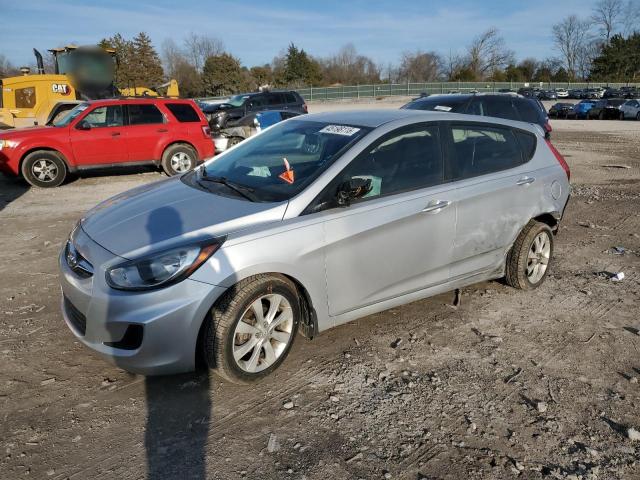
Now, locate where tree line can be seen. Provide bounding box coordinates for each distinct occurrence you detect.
[1,0,638,97]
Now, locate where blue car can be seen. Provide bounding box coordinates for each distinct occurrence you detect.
[570,100,595,119]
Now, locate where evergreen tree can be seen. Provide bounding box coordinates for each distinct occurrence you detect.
[132,32,164,87]
[100,34,136,89]
[281,43,322,87]
[590,33,640,81]
[201,53,244,96]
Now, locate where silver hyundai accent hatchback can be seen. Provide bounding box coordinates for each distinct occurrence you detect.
[59,110,570,383]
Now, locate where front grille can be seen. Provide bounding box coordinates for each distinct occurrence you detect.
[64,296,86,335]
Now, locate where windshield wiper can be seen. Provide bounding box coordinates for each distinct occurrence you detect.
[198,173,257,202]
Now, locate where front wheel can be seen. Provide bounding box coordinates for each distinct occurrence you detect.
[505,221,554,290]
[636,112,640,121]
[161,144,198,176]
[202,274,301,384]
[21,150,67,188]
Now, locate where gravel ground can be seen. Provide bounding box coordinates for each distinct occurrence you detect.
[1,102,639,480]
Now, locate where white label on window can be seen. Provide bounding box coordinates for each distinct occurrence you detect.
[434,105,452,112]
[319,125,360,136]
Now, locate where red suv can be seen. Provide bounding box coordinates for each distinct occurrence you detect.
[0,98,214,187]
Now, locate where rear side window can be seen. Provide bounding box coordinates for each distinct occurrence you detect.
[516,100,542,124]
[515,131,537,161]
[128,104,164,125]
[267,93,284,105]
[284,92,297,104]
[482,98,518,120]
[165,103,200,122]
[447,124,523,180]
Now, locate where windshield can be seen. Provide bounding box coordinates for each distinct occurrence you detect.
[190,119,371,202]
[226,95,250,107]
[402,96,469,112]
[53,103,89,127]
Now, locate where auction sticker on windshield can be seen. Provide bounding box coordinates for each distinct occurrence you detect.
[319,125,361,136]
[434,105,452,112]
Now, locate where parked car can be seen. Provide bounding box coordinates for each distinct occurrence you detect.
[619,98,640,120]
[568,89,584,99]
[539,90,557,100]
[59,109,570,382]
[620,86,639,98]
[200,90,307,129]
[0,98,214,187]
[517,87,542,98]
[554,88,569,98]
[603,87,622,98]
[587,98,626,119]
[568,100,596,119]
[548,102,575,119]
[581,89,601,99]
[213,110,302,153]
[401,93,552,138]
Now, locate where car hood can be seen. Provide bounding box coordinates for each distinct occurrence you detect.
[0,125,60,139]
[80,176,287,259]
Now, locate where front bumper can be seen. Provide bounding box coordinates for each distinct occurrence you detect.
[59,226,227,375]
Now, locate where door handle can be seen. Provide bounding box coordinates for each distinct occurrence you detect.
[422,200,451,213]
[517,176,535,186]
[157,128,168,133]
[111,132,121,137]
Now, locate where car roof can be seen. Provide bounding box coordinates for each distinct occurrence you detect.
[85,97,194,106]
[293,109,541,134]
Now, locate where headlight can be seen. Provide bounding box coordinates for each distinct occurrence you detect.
[0,140,13,150]
[106,240,222,291]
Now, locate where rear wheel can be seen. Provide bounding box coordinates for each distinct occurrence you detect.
[21,150,67,188]
[161,144,197,176]
[636,112,640,121]
[599,111,604,120]
[505,221,554,290]
[227,136,243,148]
[202,274,300,384]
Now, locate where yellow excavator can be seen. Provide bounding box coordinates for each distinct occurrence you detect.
[0,45,179,129]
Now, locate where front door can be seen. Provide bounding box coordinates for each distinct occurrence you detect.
[319,123,455,316]
[70,105,127,166]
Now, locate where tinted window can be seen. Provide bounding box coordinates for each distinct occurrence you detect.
[483,98,517,120]
[15,87,36,108]
[336,125,443,200]
[80,105,124,128]
[515,131,537,161]
[448,124,523,180]
[284,92,297,104]
[516,99,542,123]
[165,103,200,122]
[402,96,469,112]
[247,96,266,109]
[128,104,165,125]
[267,93,285,105]
[281,111,299,119]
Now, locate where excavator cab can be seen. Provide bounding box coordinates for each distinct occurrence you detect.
[50,46,118,99]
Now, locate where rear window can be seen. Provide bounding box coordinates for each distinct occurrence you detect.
[402,96,469,112]
[128,104,165,125]
[165,103,200,122]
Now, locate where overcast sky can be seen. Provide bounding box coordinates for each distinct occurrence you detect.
[2,0,589,67]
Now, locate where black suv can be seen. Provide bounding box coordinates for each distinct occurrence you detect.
[401,93,551,138]
[587,98,626,119]
[199,90,307,129]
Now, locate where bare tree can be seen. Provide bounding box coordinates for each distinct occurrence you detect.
[552,15,591,79]
[0,54,18,77]
[466,28,514,79]
[320,44,380,85]
[443,50,464,80]
[183,33,225,71]
[591,0,624,40]
[622,0,640,35]
[398,50,442,82]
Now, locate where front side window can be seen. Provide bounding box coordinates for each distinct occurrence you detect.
[15,87,36,108]
[53,102,89,127]
[80,105,124,128]
[191,120,371,202]
[447,124,523,180]
[330,125,443,201]
[128,104,164,125]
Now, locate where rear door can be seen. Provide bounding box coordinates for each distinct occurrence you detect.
[318,123,456,316]
[70,104,127,166]
[124,103,167,162]
[444,122,540,278]
[265,93,285,111]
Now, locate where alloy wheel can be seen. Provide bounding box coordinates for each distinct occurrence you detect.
[232,294,294,373]
[31,159,58,183]
[527,231,551,284]
[170,152,193,173]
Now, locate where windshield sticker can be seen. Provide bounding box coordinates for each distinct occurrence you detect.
[319,125,361,136]
[434,105,452,112]
[278,157,295,184]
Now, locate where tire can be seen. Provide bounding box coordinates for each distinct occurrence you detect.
[21,150,67,188]
[161,144,197,176]
[227,136,243,148]
[599,111,604,120]
[505,220,554,290]
[202,274,301,384]
[636,112,640,121]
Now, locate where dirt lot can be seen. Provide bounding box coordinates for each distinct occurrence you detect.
[1,104,639,480]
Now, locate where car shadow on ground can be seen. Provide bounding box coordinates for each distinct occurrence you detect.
[64,165,162,183]
[0,173,29,213]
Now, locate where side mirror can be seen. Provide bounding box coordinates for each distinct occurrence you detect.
[337,177,372,206]
[76,121,91,130]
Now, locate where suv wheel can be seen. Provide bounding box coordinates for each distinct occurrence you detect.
[21,150,67,188]
[161,144,197,176]
[505,220,554,290]
[202,274,300,384]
